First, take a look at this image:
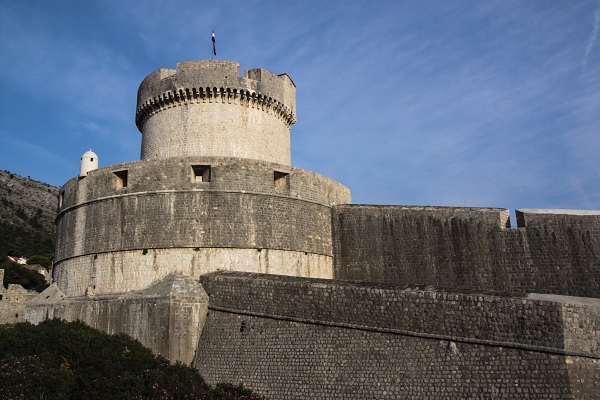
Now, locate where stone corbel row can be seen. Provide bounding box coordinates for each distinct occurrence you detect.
[135,86,296,131]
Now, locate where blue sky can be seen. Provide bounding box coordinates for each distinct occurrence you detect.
[1,0,599,217]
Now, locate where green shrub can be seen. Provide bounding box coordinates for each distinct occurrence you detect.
[1,260,48,292]
[26,254,53,268]
[0,320,266,400]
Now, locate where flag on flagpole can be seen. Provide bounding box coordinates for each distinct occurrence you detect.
[212,29,216,57]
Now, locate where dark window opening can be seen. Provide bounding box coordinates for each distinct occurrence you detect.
[192,165,211,183]
[114,170,128,188]
[274,171,289,189]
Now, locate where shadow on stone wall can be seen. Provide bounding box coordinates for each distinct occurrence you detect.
[332,206,600,297]
[194,272,600,399]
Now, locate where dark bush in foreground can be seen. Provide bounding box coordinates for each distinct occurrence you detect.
[0,319,265,400]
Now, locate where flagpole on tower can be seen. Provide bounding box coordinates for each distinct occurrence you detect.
[212,28,216,60]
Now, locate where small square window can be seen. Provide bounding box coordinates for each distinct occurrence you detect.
[114,170,128,188]
[274,171,289,189]
[192,165,211,183]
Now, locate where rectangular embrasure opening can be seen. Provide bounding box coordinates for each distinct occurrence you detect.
[274,171,289,189]
[114,170,128,188]
[192,165,211,183]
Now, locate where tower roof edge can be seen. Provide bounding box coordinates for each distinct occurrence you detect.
[136,60,296,131]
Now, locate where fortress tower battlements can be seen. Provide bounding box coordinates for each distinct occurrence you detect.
[136,60,296,165]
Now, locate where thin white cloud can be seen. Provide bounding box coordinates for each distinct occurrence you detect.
[582,2,600,68]
[0,132,72,169]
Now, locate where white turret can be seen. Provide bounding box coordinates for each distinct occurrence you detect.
[79,150,98,177]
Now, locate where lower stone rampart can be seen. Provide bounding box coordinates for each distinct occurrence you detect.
[26,272,208,364]
[0,284,39,324]
[332,205,600,297]
[195,272,600,399]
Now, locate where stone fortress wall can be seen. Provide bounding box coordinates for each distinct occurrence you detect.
[332,205,600,298]
[26,272,208,365]
[195,272,599,399]
[22,59,600,399]
[0,268,39,324]
[136,61,296,165]
[53,156,350,296]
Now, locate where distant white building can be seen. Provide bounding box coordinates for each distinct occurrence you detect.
[7,256,27,265]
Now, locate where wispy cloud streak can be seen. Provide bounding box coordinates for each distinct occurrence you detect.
[582,1,600,68]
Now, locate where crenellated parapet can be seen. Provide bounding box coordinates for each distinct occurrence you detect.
[136,61,295,114]
[135,61,297,165]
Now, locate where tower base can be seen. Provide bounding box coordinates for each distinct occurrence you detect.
[25,272,207,364]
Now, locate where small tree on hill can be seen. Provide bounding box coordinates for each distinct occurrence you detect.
[26,254,53,268]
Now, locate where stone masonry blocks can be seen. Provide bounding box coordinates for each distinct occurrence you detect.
[332,205,600,297]
[136,60,296,165]
[195,272,600,399]
[53,157,349,296]
[27,273,208,364]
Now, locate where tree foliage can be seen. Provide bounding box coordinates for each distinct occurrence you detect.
[1,259,48,292]
[0,219,54,260]
[0,319,265,400]
[26,254,53,268]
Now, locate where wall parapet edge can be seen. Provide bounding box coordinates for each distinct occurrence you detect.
[516,208,600,227]
[57,156,351,213]
[200,271,600,358]
[332,204,600,297]
[334,204,511,228]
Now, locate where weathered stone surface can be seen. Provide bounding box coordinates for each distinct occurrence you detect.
[136,61,296,165]
[199,271,599,357]
[26,272,208,364]
[196,271,600,399]
[54,248,333,297]
[53,156,349,296]
[332,205,600,297]
[0,283,39,324]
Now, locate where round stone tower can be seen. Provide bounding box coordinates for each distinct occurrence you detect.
[136,60,296,165]
[53,60,350,297]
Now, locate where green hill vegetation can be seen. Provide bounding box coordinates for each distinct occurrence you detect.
[0,170,57,260]
[1,259,48,292]
[0,319,264,400]
[0,220,55,259]
[0,170,56,291]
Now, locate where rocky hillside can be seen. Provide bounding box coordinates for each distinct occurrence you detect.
[0,170,59,258]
